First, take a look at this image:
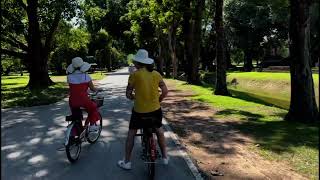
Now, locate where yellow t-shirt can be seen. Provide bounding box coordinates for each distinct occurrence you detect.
[128,68,162,113]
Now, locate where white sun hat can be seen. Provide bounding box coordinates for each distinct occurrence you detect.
[133,49,154,65]
[66,57,91,73]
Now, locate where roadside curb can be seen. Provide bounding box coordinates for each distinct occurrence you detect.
[162,118,204,180]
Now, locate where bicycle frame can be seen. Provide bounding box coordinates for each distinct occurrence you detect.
[65,109,89,146]
[64,120,88,146]
[65,123,75,146]
[137,128,157,162]
[145,128,157,162]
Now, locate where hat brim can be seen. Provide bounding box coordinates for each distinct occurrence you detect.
[133,57,154,64]
[80,62,91,72]
[66,62,91,73]
[66,64,75,74]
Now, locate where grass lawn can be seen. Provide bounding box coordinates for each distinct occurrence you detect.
[226,72,319,109]
[1,71,106,108]
[50,71,105,82]
[167,79,319,180]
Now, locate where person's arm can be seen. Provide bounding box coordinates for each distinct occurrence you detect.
[126,83,135,100]
[89,80,98,92]
[159,80,168,102]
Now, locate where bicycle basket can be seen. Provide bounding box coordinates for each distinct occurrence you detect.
[92,97,104,107]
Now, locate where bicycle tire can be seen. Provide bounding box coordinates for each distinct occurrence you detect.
[147,135,155,180]
[66,124,82,163]
[87,112,103,144]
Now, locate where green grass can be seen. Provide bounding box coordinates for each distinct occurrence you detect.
[227,71,319,82]
[1,72,106,108]
[224,72,319,109]
[168,79,319,180]
[50,71,106,82]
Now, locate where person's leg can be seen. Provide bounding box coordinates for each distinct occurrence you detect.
[83,100,99,125]
[125,129,138,162]
[118,111,138,170]
[155,127,167,159]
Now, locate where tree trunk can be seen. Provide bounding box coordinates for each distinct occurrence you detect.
[165,46,171,78]
[26,0,53,90]
[156,35,165,75]
[108,50,112,71]
[214,0,230,95]
[201,46,208,70]
[225,37,232,69]
[244,47,253,72]
[208,27,217,72]
[168,22,178,78]
[191,0,205,84]
[183,0,193,83]
[285,0,319,122]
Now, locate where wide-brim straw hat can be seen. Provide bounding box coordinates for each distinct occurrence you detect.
[66,57,91,73]
[132,49,154,65]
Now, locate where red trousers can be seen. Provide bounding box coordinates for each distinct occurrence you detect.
[69,97,100,125]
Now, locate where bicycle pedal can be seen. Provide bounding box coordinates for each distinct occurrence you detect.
[140,154,147,160]
[56,145,65,151]
[144,161,157,164]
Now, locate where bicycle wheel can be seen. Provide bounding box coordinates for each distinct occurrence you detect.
[147,135,156,180]
[66,123,82,163]
[87,112,102,143]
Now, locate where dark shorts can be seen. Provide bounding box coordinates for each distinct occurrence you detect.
[129,108,163,130]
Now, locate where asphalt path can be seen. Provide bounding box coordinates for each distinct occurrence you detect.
[1,68,197,180]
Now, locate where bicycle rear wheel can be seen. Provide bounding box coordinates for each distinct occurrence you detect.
[147,135,156,180]
[66,123,82,163]
[87,112,102,143]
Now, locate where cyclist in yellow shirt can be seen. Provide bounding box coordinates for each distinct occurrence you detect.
[118,49,169,170]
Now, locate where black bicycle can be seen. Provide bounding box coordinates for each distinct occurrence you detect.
[64,91,104,163]
[136,117,161,180]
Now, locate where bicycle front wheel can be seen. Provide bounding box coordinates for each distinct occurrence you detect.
[87,112,102,144]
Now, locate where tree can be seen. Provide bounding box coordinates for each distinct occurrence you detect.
[90,29,113,71]
[124,0,183,77]
[50,22,90,75]
[225,0,274,71]
[1,0,78,90]
[82,0,135,55]
[182,0,194,82]
[200,0,216,72]
[310,2,320,66]
[189,0,205,84]
[214,0,230,95]
[285,0,319,122]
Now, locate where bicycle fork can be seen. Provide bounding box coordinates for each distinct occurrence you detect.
[65,122,87,146]
[65,122,75,146]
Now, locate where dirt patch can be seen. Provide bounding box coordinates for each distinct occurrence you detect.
[162,80,307,180]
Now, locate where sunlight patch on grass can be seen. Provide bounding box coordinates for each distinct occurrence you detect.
[227,72,319,83]
[1,71,106,108]
[50,71,106,82]
[226,72,319,109]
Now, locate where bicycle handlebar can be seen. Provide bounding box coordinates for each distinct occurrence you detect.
[88,89,107,96]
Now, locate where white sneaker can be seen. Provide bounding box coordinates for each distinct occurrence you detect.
[89,124,99,132]
[163,157,169,165]
[117,160,132,170]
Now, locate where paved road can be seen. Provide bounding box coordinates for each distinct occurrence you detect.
[1,68,196,180]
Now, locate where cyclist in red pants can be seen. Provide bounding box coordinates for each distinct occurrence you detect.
[66,57,100,132]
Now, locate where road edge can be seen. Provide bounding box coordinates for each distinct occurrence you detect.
[162,118,204,180]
